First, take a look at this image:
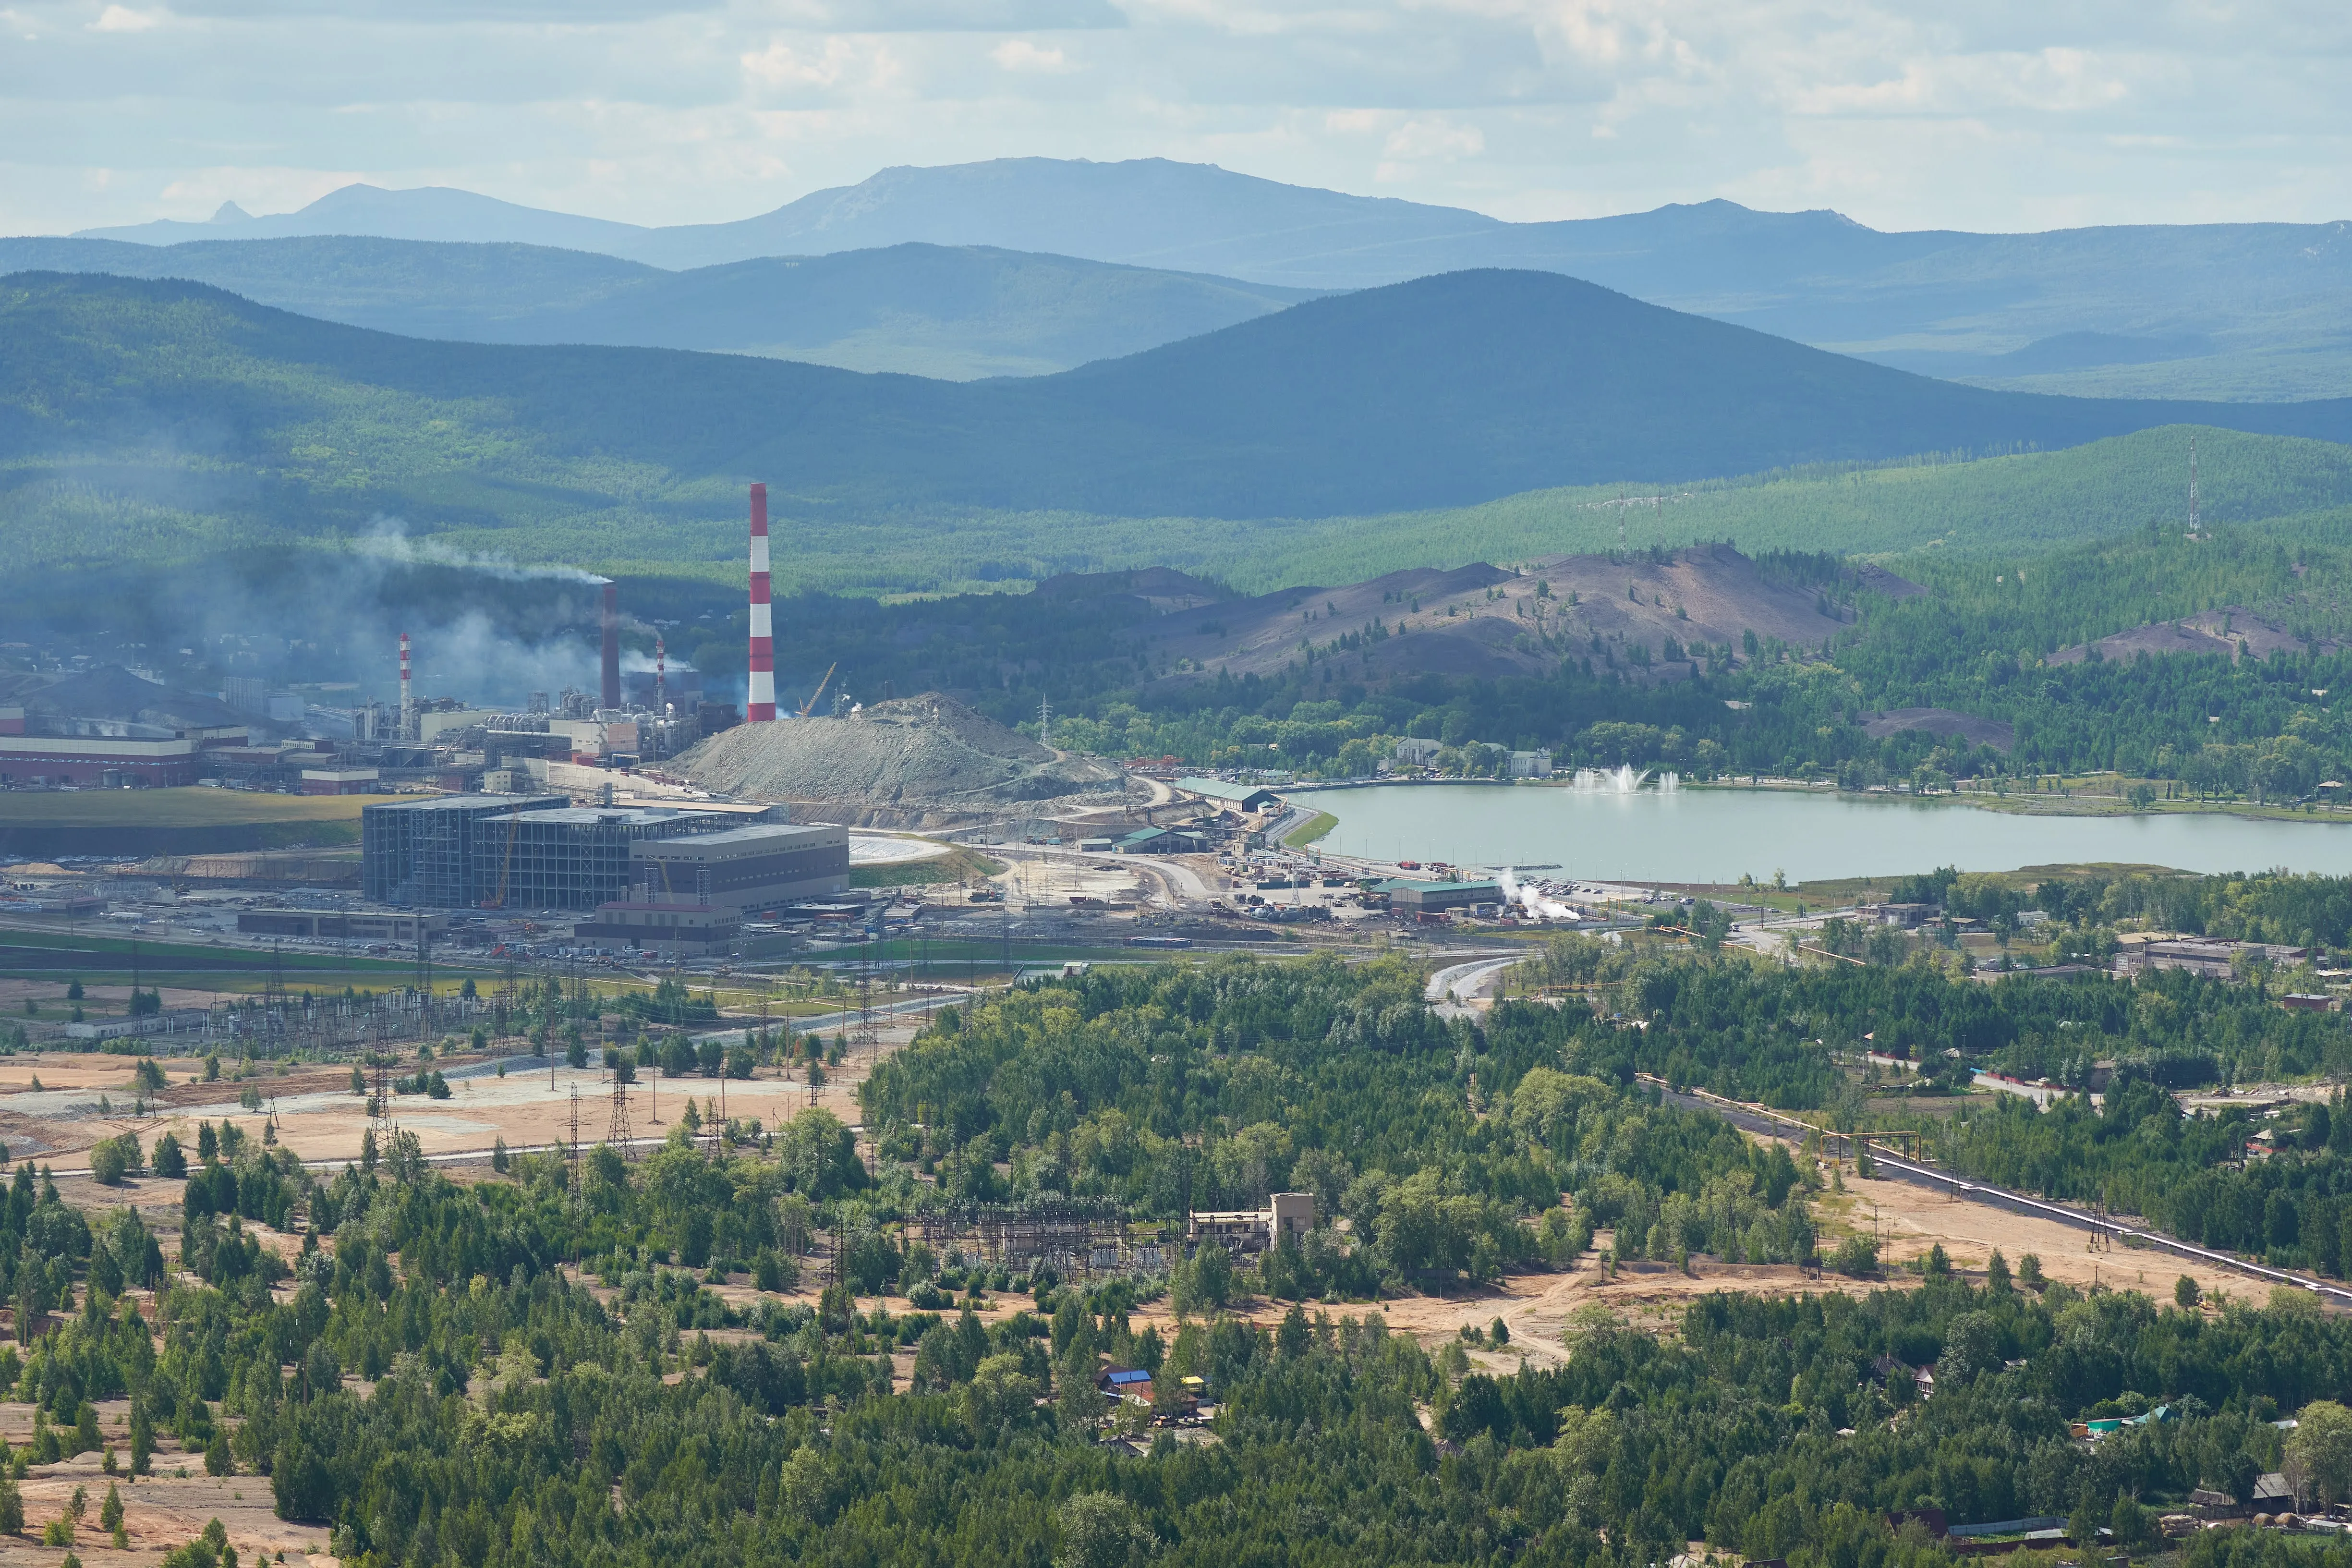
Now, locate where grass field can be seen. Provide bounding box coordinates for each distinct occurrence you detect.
[0,789,389,828]
[0,788,391,857]
[1283,811,1339,849]
[0,924,452,991]
[849,847,1007,890]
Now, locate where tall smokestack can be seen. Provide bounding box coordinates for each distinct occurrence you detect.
[399,631,412,738]
[655,635,666,715]
[600,582,621,711]
[746,483,776,721]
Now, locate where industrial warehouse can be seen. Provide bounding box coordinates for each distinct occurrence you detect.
[361,796,849,913]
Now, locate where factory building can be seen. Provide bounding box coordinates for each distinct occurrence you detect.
[627,824,850,909]
[299,767,381,795]
[1374,877,1504,912]
[569,902,742,958]
[1176,778,1281,813]
[362,794,570,905]
[493,806,748,911]
[237,910,448,942]
[574,824,849,954]
[0,731,201,788]
[362,796,847,912]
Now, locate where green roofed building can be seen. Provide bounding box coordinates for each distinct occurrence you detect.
[1176,777,1280,813]
[1374,877,1503,912]
[1119,825,1213,854]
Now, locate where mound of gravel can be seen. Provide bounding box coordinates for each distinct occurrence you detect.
[676,693,1119,808]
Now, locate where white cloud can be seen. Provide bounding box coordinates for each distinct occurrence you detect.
[990,37,1071,72]
[89,3,164,28]
[0,0,2348,235]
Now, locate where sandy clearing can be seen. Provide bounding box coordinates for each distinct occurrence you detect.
[0,996,939,1171]
[1814,1168,2256,1306]
[0,1399,330,1568]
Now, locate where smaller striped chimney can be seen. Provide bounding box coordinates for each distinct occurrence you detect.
[746,483,776,721]
[398,631,413,739]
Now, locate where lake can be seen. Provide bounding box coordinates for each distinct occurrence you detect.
[1293,783,2352,883]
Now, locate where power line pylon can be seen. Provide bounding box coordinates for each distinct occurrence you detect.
[856,953,877,1059]
[567,1086,582,1193]
[608,1066,634,1158]
[369,1024,396,1152]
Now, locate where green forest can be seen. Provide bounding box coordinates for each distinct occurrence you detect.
[7,270,2352,596]
[675,512,2352,795]
[8,947,2352,1568]
[1525,863,2352,1277]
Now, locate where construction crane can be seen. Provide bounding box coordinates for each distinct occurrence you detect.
[483,806,522,909]
[799,663,837,717]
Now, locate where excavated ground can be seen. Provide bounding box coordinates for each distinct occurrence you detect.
[675,693,1119,824]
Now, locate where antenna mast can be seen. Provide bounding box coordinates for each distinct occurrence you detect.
[2189,434,2200,534]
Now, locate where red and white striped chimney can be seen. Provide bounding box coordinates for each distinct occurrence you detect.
[655,635,666,715]
[746,483,776,721]
[398,631,412,735]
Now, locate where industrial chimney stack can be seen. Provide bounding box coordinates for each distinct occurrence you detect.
[600,582,622,711]
[746,483,776,721]
[399,631,413,740]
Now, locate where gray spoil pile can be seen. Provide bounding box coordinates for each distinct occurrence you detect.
[676,693,1120,817]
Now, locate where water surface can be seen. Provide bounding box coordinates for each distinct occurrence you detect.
[1295,784,2352,882]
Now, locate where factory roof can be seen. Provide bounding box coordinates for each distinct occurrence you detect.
[1374,877,1502,894]
[366,793,567,814]
[511,806,721,827]
[1176,777,1279,807]
[636,822,837,849]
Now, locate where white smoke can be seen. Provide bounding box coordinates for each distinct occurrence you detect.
[1497,866,1578,922]
[354,516,610,586]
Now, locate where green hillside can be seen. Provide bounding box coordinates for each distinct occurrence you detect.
[6,270,2352,597]
[1220,426,2352,589]
[0,236,1316,380]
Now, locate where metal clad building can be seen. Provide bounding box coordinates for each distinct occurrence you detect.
[362,795,568,906]
[1374,877,1503,912]
[497,807,741,912]
[629,823,849,909]
[362,795,842,912]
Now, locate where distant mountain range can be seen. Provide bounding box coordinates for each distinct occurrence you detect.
[0,235,1313,380]
[53,158,2352,398]
[6,268,2350,540]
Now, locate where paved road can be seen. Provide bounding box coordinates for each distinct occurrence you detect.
[985,841,1225,906]
[1424,954,1530,1007]
[1645,1076,2352,1308]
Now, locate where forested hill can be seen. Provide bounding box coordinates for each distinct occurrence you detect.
[0,236,1318,380]
[7,269,2352,545]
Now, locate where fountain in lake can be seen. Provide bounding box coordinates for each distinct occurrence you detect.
[1570,765,1657,794]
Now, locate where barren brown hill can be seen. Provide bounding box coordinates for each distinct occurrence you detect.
[2049,607,2340,666]
[1859,707,2015,752]
[1141,544,1903,686]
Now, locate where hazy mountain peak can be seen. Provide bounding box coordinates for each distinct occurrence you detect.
[209,201,253,224]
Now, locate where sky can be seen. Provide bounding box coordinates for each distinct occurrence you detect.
[3,0,2349,237]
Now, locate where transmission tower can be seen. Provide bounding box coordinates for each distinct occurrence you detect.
[567,1086,582,1193]
[608,1066,634,1158]
[368,1031,395,1151]
[855,952,877,1058]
